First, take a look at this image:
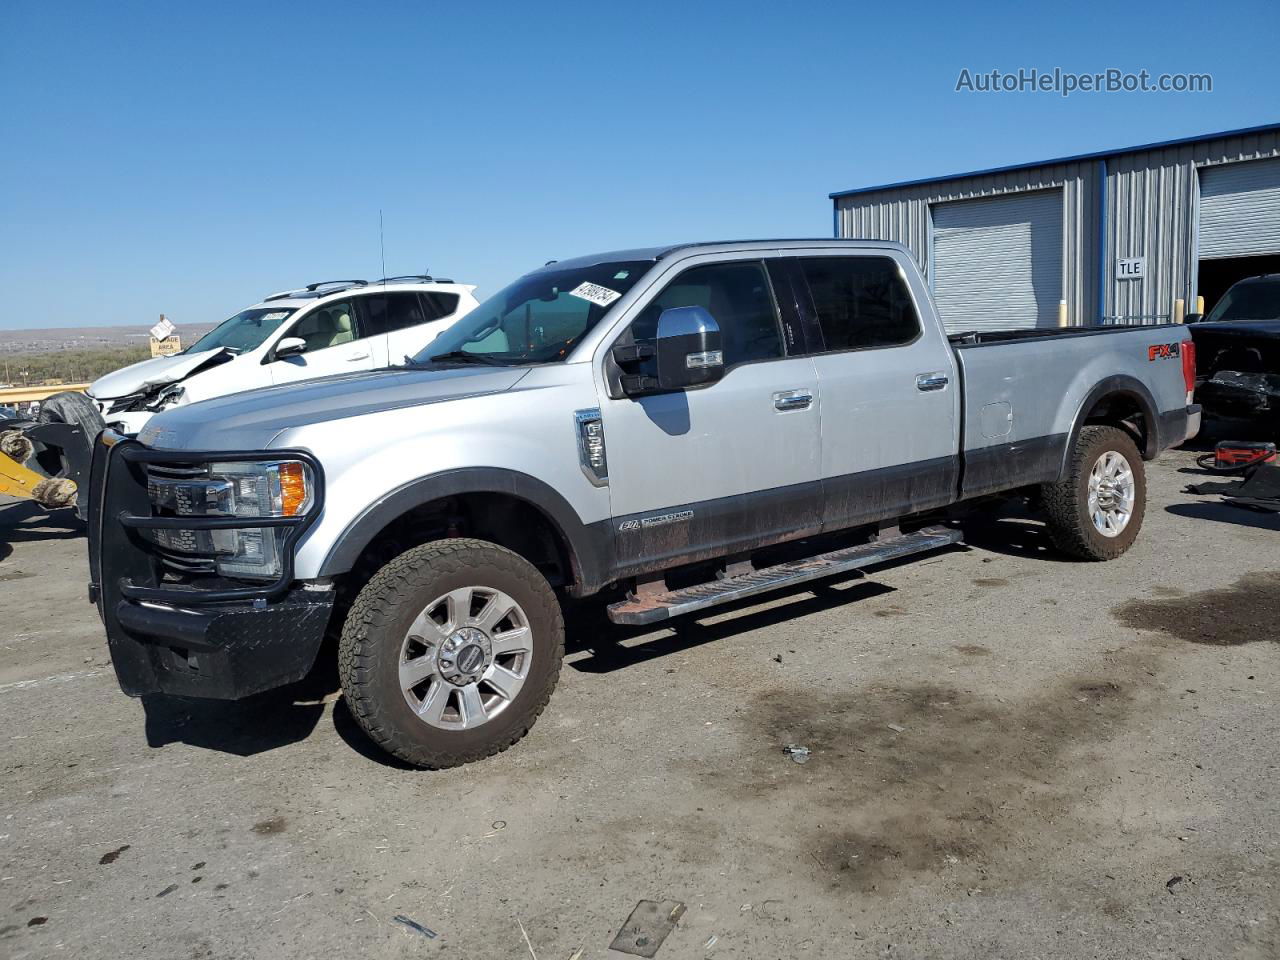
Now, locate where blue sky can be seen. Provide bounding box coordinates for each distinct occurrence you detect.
[1,0,1276,330]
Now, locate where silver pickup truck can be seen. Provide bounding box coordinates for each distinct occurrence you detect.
[87,240,1200,768]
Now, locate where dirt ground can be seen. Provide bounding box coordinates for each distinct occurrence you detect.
[1,446,1277,960]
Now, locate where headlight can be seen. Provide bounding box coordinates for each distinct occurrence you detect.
[145,459,314,580]
[210,460,313,519]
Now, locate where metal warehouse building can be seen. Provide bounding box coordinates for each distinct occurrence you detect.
[830,122,1280,332]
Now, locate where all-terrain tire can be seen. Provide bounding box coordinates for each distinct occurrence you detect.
[38,391,106,434]
[1041,425,1146,561]
[337,538,564,769]
[33,391,105,476]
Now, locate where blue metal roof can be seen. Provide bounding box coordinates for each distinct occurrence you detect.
[829,121,1280,200]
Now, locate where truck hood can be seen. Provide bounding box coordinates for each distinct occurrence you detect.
[137,364,531,451]
[88,348,231,400]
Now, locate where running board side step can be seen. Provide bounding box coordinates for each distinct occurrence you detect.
[606,526,963,626]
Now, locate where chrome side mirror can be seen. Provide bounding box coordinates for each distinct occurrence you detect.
[654,306,724,390]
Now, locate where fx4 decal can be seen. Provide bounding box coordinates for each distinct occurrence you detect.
[618,510,694,533]
[1147,342,1182,361]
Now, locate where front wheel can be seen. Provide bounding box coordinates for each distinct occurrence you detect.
[338,538,564,768]
[1040,425,1146,561]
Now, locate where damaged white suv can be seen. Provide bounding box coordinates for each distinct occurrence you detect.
[87,277,479,434]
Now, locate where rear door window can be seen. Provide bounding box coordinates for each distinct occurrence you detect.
[360,292,430,335]
[797,256,921,351]
[421,292,461,320]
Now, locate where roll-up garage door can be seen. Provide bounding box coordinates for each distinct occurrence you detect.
[1198,157,1280,259]
[931,189,1064,332]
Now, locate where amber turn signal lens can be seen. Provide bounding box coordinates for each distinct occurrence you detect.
[278,462,308,516]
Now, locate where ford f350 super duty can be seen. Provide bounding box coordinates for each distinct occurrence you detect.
[87,240,1201,768]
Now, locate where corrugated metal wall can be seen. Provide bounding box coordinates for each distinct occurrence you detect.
[836,163,1099,325]
[1107,131,1280,322]
[835,129,1280,326]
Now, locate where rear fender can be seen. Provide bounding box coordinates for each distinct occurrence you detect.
[1056,375,1160,481]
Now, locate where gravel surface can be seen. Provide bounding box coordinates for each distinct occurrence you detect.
[1,447,1277,959]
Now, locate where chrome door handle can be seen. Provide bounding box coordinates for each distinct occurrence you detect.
[773,389,814,411]
[347,353,370,361]
[915,372,949,392]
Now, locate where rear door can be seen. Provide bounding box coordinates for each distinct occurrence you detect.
[599,255,822,575]
[360,290,463,365]
[788,251,960,530]
[267,298,378,384]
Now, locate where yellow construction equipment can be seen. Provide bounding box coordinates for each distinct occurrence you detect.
[1,429,77,509]
[0,391,104,515]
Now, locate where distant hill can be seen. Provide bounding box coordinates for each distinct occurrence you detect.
[0,323,217,355]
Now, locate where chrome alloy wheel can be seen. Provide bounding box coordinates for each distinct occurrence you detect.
[1087,450,1135,538]
[398,586,532,730]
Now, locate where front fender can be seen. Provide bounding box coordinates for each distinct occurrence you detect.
[280,369,611,591]
[316,467,612,594]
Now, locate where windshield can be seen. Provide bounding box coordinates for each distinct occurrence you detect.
[414,261,652,365]
[1206,278,1280,322]
[185,307,297,354]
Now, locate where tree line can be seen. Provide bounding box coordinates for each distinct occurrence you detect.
[0,346,151,386]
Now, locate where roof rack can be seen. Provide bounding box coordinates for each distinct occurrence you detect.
[263,288,307,302]
[263,280,368,302]
[373,275,454,285]
[261,276,455,303]
[305,279,369,292]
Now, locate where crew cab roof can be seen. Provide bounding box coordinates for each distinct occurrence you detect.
[528,239,913,275]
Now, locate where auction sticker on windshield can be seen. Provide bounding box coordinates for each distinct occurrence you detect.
[568,282,622,307]
[263,312,290,321]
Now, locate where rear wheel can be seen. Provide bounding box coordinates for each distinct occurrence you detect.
[338,538,564,768]
[1041,425,1146,561]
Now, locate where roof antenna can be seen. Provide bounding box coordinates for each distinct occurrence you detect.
[379,210,387,285]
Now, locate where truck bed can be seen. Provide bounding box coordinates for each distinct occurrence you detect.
[952,323,1192,499]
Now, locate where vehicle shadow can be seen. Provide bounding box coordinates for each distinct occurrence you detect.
[1166,500,1280,531]
[326,575,909,770]
[330,697,420,770]
[951,512,1071,563]
[141,639,342,757]
[142,692,327,756]
[565,576,897,674]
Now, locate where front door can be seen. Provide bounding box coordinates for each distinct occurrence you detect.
[600,257,822,576]
[269,298,377,385]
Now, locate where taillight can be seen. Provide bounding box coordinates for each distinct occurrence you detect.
[1181,339,1196,402]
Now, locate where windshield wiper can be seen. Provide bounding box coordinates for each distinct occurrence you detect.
[415,350,510,366]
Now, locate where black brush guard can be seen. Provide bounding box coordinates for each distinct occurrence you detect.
[87,432,335,699]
